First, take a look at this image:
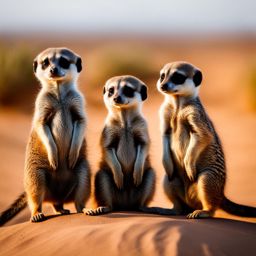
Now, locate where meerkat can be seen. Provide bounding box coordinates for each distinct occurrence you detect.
[0,48,90,225]
[157,61,256,218]
[84,76,156,215]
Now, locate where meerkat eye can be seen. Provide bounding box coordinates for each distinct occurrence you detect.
[108,87,114,96]
[170,72,187,85]
[41,58,49,70]
[59,57,70,69]
[123,86,135,98]
[193,70,202,87]
[160,73,165,82]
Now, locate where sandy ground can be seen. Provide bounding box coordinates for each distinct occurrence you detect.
[0,39,256,255]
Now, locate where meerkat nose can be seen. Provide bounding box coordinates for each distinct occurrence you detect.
[114,96,122,104]
[161,83,168,91]
[50,67,58,75]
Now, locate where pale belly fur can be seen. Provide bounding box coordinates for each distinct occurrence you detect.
[116,132,136,172]
[51,109,73,162]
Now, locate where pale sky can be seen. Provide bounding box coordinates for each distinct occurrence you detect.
[0,0,255,34]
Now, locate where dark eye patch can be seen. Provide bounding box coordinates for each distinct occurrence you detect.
[170,72,187,85]
[59,57,70,69]
[160,73,165,82]
[123,85,135,98]
[108,87,114,97]
[193,70,202,87]
[41,58,49,70]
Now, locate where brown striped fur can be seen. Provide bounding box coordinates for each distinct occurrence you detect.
[157,61,256,218]
[0,48,90,225]
[84,76,156,215]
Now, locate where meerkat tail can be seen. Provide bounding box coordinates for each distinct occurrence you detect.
[221,197,256,217]
[0,192,27,226]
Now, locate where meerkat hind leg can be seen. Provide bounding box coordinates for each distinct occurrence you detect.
[74,159,91,213]
[187,172,217,219]
[27,170,46,223]
[163,174,191,215]
[138,168,155,206]
[139,171,183,215]
[84,170,113,216]
[30,203,45,223]
[138,168,171,215]
[53,204,70,215]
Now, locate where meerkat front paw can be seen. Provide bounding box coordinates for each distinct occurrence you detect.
[184,158,196,182]
[186,167,196,182]
[48,151,58,170]
[83,206,111,216]
[68,148,79,169]
[113,171,124,189]
[133,168,143,186]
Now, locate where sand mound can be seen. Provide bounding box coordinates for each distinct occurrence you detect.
[1,39,256,255]
[0,213,255,256]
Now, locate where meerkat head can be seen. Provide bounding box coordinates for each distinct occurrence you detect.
[157,61,202,98]
[103,75,147,110]
[33,47,82,87]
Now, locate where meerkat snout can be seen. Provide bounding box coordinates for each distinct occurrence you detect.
[33,47,82,84]
[113,95,123,104]
[157,62,202,97]
[49,66,59,77]
[103,76,147,108]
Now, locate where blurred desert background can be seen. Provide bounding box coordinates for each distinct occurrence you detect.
[0,1,256,255]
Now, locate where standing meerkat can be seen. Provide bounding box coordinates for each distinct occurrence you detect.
[85,76,156,215]
[0,48,90,225]
[157,61,256,218]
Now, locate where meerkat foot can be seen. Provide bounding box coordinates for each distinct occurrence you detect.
[53,204,71,215]
[83,206,111,216]
[139,206,178,215]
[59,209,70,215]
[187,210,212,219]
[31,213,46,222]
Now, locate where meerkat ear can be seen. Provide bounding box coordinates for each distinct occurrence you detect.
[140,85,147,101]
[33,60,38,73]
[103,86,106,95]
[193,70,202,87]
[76,57,82,73]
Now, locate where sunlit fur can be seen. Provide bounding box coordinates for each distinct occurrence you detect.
[84,75,156,216]
[157,61,256,218]
[0,48,90,225]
